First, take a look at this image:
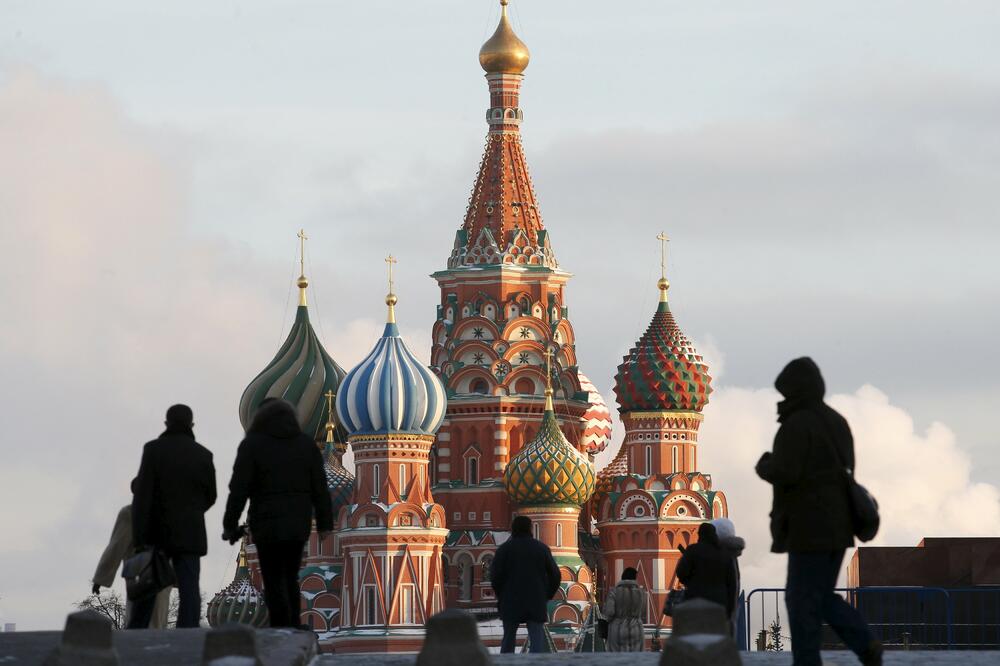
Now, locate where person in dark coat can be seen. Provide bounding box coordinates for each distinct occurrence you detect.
[490,515,561,653]
[222,398,333,628]
[675,522,737,619]
[755,357,881,666]
[131,404,217,629]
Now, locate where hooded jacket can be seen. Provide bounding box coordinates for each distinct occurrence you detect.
[222,400,334,543]
[489,531,561,624]
[675,522,738,617]
[755,357,855,553]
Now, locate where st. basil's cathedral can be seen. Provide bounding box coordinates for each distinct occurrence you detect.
[207,0,728,653]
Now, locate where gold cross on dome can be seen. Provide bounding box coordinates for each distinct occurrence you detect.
[385,254,397,293]
[297,229,309,277]
[656,231,670,280]
[324,390,335,424]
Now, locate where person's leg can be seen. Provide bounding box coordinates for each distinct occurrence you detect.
[499,619,518,653]
[281,540,305,628]
[127,595,155,629]
[820,550,877,658]
[786,552,825,666]
[256,541,290,628]
[171,554,202,628]
[527,621,546,653]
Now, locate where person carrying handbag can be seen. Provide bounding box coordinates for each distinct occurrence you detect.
[755,357,882,666]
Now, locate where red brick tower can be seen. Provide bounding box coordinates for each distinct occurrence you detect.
[594,236,728,643]
[429,0,609,616]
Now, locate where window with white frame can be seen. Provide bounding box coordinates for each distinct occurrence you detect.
[645,446,652,475]
[400,585,414,624]
[467,456,479,486]
[364,586,378,626]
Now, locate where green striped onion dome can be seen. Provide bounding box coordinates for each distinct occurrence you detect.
[239,304,347,441]
[207,551,269,628]
[504,407,595,506]
[614,300,712,413]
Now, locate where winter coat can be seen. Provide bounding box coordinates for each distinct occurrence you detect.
[489,532,561,623]
[718,533,745,635]
[755,357,855,553]
[93,505,170,629]
[222,403,333,543]
[132,428,217,556]
[603,579,646,652]
[676,523,738,618]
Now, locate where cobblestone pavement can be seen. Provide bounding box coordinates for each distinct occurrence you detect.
[319,652,1000,665]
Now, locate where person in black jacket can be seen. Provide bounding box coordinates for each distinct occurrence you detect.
[755,358,881,666]
[222,398,333,628]
[675,522,737,619]
[490,515,561,653]
[130,404,217,629]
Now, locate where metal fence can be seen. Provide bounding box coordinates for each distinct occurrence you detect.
[744,587,1000,651]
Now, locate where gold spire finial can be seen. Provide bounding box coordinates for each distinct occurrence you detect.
[544,347,554,412]
[297,229,309,306]
[656,231,670,302]
[324,389,336,444]
[385,254,398,323]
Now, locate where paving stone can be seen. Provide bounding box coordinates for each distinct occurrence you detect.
[202,624,261,666]
[43,610,118,666]
[670,599,731,637]
[415,610,490,666]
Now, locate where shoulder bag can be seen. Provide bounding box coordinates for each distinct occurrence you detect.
[122,548,176,602]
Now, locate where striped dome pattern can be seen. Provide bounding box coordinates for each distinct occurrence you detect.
[336,322,447,437]
[239,305,347,441]
[504,409,596,506]
[578,372,613,455]
[324,444,355,518]
[614,301,712,414]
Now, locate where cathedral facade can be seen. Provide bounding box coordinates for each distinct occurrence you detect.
[209,0,728,653]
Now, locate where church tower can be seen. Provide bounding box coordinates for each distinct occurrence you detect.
[332,260,449,653]
[429,0,611,614]
[595,236,728,642]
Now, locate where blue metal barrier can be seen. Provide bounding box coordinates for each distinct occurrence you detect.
[742,587,1000,651]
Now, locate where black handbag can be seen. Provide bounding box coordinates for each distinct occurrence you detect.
[597,618,609,639]
[662,587,685,617]
[122,549,176,602]
[824,431,880,542]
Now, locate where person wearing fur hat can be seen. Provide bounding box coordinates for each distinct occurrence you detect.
[711,517,745,634]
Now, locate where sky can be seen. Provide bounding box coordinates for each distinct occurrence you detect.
[1,0,999,630]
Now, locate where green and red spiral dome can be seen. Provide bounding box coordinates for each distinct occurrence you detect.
[613,300,712,413]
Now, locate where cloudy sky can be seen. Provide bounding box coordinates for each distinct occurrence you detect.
[2,1,999,630]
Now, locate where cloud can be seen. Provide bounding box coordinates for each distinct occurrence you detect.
[697,381,1000,600]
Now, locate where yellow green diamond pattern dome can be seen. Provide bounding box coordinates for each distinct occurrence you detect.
[504,409,596,506]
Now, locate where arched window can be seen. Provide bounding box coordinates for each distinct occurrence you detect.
[533,522,540,540]
[470,378,489,395]
[467,457,479,486]
[645,446,652,476]
[556,523,563,547]
[365,586,378,626]
[514,376,535,395]
[672,446,679,473]
[430,450,438,487]
[373,464,380,496]
[398,464,407,498]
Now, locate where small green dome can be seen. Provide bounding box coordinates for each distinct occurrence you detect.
[504,409,595,506]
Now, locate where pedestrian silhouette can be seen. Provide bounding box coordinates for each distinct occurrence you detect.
[711,517,745,636]
[602,567,646,652]
[92,479,172,628]
[676,522,738,619]
[489,515,561,653]
[131,404,216,629]
[755,357,881,665]
[222,398,333,628]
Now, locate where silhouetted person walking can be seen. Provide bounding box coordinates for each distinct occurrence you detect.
[222,399,333,628]
[755,357,881,666]
[711,517,745,636]
[92,480,171,628]
[131,404,216,629]
[675,522,737,620]
[490,515,561,653]
[602,567,646,652]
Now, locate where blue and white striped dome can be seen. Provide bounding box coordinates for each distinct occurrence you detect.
[336,321,447,437]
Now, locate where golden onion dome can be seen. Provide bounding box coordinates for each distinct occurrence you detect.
[504,405,596,506]
[479,0,530,74]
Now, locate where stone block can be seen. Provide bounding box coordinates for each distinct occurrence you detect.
[201,623,262,666]
[670,599,730,637]
[416,609,491,666]
[659,633,741,666]
[43,610,118,666]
